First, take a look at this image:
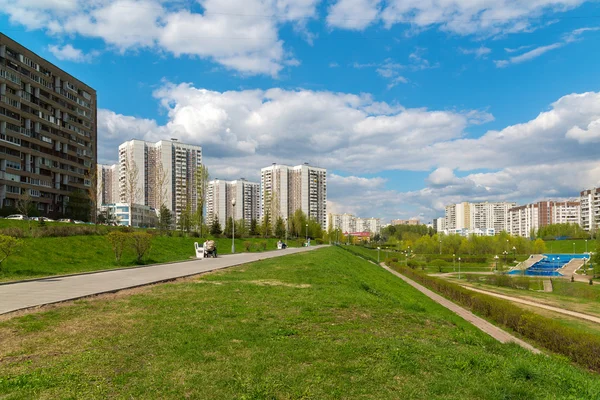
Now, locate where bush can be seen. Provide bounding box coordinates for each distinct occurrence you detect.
[130,232,152,263]
[107,232,129,263]
[389,262,600,372]
[260,241,267,251]
[243,241,252,252]
[430,259,448,272]
[0,227,26,238]
[32,225,105,238]
[0,234,22,270]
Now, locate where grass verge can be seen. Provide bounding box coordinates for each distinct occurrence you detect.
[0,247,599,399]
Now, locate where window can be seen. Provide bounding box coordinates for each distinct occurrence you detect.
[6,160,21,170]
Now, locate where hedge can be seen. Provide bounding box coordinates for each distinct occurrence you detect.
[388,261,600,372]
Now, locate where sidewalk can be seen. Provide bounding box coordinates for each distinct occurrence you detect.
[0,246,325,315]
[380,263,540,354]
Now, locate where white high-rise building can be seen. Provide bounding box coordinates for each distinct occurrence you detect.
[580,187,600,232]
[329,213,381,235]
[207,178,260,228]
[445,201,516,234]
[357,217,381,234]
[260,163,327,228]
[117,139,202,222]
[508,200,581,237]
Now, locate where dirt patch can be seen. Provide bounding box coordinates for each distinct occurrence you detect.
[197,279,311,289]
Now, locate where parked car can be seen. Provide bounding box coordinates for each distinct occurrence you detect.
[5,214,27,220]
[73,220,85,224]
[57,218,72,223]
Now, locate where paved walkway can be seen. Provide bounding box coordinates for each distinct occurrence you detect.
[543,279,553,293]
[462,286,600,324]
[380,263,540,354]
[0,246,326,315]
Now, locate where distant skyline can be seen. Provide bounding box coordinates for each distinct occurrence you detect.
[3,0,600,222]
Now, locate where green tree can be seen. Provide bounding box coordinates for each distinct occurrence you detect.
[195,165,210,237]
[261,210,272,238]
[249,218,259,236]
[67,189,91,222]
[0,234,22,270]
[274,216,285,239]
[210,217,222,235]
[235,219,248,238]
[158,205,172,233]
[224,216,234,238]
[178,203,193,233]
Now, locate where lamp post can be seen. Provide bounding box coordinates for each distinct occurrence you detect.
[377,247,381,263]
[494,255,499,271]
[585,239,588,254]
[285,217,288,247]
[439,239,442,255]
[305,223,309,246]
[573,242,575,255]
[512,246,516,262]
[453,253,456,272]
[506,239,509,252]
[458,257,462,279]
[231,199,236,254]
[503,251,508,267]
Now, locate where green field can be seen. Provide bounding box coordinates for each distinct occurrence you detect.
[1,247,599,399]
[0,233,300,282]
[544,239,597,254]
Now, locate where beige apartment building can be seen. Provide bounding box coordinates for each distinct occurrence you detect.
[207,178,260,228]
[261,163,327,228]
[581,187,600,232]
[0,34,96,217]
[508,200,581,237]
[444,201,516,235]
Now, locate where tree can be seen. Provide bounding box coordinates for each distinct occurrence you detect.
[130,232,152,263]
[152,158,169,230]
[16,192,35,232]
[195,165,210,237]
[224,216,234,237]
[107,231,129,263]
[67,190,91,222]
[261,209,272,238]
[87,165,100,225]
[0,234,22,270]
[178,202,192,233]
[123,155,142,227]
[158,205,172,233]
[249,218,259,236]
[235,219,248,238]
[210,217,222,235]
[274,216,285,239]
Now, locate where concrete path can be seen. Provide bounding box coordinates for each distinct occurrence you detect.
[380,263,540,354]
[0,246,326,315]
[510,254,543,274]
[462,286,600,324]
[558,258,586,279]
[543,279,553,293]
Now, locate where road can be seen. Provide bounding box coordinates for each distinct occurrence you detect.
[0,245,325,315]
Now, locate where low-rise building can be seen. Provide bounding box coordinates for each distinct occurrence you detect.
[99,203,158,228]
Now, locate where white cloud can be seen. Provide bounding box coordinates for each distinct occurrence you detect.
[459,46,492,58]
[0,0,319,76]
[327,0,591,36]
[48,44,98,62]
[566,119,600,143]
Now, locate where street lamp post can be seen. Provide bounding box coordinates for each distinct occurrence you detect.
[585,239,588,254]
[503,251,508,267]
[453,253,456,272]
[494,255,499,271]
[458,257,462,279]
[439,240,442,255]
[285,217,288,247]
[305,223,309,246]
[231,199,236,254]
[573,242,575,255]
[377,247,381,263]
[512,246,516,262]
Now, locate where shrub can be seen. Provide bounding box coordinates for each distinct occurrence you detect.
[0,234,22,270]
[430,259,448,272]
[107,232,129,263]
[130,232,152,263]
[243,241,252,252]
[388,261,600,372]
[260,241,268,251]
[0,227,26,238]
[32,225,104,238]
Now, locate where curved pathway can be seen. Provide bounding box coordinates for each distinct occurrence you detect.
[0,246,326,315]
[462,286,600,324]
[380,263,540,354]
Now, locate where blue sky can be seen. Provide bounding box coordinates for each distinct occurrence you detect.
[2,0,600,222]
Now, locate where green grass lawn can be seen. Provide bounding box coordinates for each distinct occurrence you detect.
[1,247,599,399]
[544,239,597,254]
[0,235,300,282]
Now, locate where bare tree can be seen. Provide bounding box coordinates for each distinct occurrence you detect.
[87,165,100,225]
[123,155,142,227]
[16,191,33,232]
[154,159,169,211]
[195,165,209,237]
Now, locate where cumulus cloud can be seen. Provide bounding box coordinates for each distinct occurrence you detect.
[97,85,600,221]
[327,0,591,36]
[48,44,99,62]
[0,0,318,76]
[459,46,492,58]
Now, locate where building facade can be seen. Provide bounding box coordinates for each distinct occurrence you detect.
[207,178,260,228]
[98,163,118,206]
[432,217,446,232]
[391,219,420,226]
[580,187,600,232]
[99,203,158,228]
[445,201,516,234]
[0,34,97,217]
[329,213,381,235]
[260,163,327,228]
[117,139,202,222]
[508,200,581,237]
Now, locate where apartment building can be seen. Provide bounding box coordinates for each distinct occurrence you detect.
[432,217,446,232]
[207,178,260,228]
[508,200,581,237]
[580,187,600,232]
[117,139,202,222]
[445,201,516,234]
[99,202,158,228]
[97,164,118,206]
[357,217,381,234]
[391,219,420,226]
[0,34,96,217]
[329,213,357,233]
[260,163,327,228]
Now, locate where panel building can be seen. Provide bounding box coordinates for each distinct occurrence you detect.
[0,34,97,217]
[329,213,381,235]
[508,200,581,237]
[444,201,516,235]
[261,163,327,228]
[116,139,202,222]
[98,164,118,206]
[580,187,600,232]
[207,178,260,228]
